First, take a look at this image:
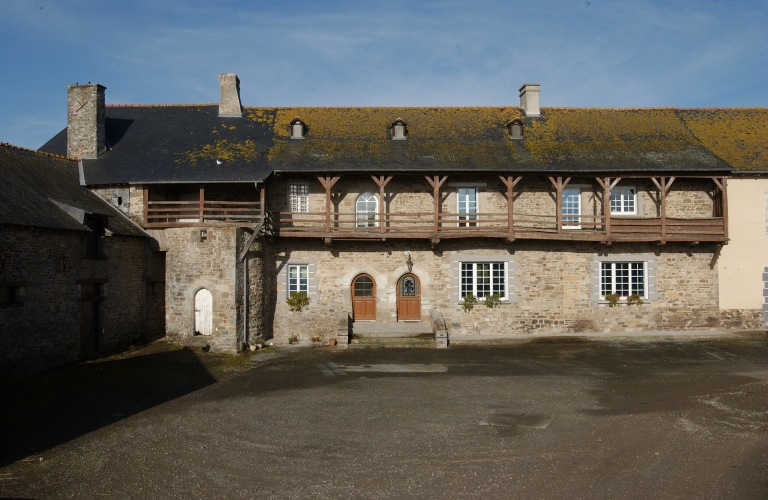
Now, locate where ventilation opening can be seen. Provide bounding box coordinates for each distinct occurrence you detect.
[508,119,524,140]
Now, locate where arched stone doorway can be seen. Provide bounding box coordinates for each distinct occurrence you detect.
[397,274,421,321]
[194,288,213,335]
[352,274,376,320]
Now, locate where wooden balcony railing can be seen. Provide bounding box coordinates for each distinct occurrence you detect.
[145,200,264,228]
[275,211,726,243]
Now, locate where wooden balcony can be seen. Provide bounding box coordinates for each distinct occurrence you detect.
[145,200,264,228]
[275,211,727,244]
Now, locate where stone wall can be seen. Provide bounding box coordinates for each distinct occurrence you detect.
[267,238,761,340]
[0,225,163,374]
[92,186,130,216]
[164,227,239,353]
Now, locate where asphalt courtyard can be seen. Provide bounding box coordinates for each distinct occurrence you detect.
[1,336,767,499]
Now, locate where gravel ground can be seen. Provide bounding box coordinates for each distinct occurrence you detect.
[1,337,767,499]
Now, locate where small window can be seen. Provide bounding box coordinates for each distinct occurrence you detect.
[508,119,524,139]
[356,192,378,228]
[117,196,123,206]
[610,187,636,215]
[288,265,309,295]
[601,262,646,299]
[83,214,106,257]
[288,181,309,212]
[562,188,581,228]
[457,187,478,227]
[290,118,306,139]
[391,119,407,140]
[0,285,23,307]
[460,262,507,299]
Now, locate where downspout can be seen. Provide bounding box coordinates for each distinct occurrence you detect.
[243,255,248,349]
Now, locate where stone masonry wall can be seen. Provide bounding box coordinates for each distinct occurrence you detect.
[92,186,130,216]
[164,227,239,353]
[0,225,162,373]
[267,238,761,340]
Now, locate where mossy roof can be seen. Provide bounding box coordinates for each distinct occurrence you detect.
[40,104,760,185]
[0,143,147,236]
[676,109,768,172]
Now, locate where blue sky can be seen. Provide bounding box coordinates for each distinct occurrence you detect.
[1,0,766,149]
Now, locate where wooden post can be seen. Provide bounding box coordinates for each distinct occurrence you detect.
[143,185,149,226]
[316,176,340,233]
[425,175,448,240]
[259,185,265,219]
[596,177,620,241]
[499,176,523,242]
[712,177,728,240]
[548,176,571,234]
[651,176,675,244]
[199,185,205,223]
[371,175,393,234]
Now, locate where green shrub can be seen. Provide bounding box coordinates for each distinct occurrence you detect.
[462,294,477,312]
[484,293,501,309]
[604,293,619,307]
[286,291,310,312]
[627,294,644,306]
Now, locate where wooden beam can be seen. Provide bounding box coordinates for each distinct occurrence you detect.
[259,185,265,218]
[499,175,523,241]
[199,185,205,223]
[143,185,149,226]
[710,243,723,270]
[425,175,447,236]
[721,177,729,240]
[238,221,265,262]
[317,176,340,233]
[372,175,393,234]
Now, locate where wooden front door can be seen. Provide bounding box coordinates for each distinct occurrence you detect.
[397,274,421,321]
[352,274,376,320]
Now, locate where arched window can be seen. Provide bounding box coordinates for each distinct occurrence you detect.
[356,192,378,228]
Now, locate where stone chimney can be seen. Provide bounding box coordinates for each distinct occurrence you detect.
[218,74,242,117]
[519,83,541,117]
[67,83,106,159]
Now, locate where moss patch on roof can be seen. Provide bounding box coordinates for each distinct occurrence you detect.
[677,109,768,171]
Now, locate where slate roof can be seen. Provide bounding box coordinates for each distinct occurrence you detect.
[41,105,274,185]
[39,105,744,185]
[0,143,147,236]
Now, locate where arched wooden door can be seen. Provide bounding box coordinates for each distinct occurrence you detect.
[194,288,213,335]
[352,274,376,321]
[397,274,421,321]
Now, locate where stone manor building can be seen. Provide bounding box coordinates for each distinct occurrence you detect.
[30,74,767,354]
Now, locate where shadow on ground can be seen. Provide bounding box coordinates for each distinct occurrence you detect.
[0,345,218,467]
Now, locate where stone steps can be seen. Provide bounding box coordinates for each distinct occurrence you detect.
[349,321,435,348]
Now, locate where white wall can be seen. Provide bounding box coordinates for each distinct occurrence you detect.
[718,177,768,310]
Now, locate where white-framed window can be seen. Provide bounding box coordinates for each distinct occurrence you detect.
[355,192,378,228]
[288,181,309,213]
[610,186,636,215]
[288,265,308,295]
[562,188,581,228]
[457,187,478,227]
[460,262,507,299]
[600,262,646,299]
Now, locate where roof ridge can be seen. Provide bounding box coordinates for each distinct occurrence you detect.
[106,103,218,108]
[0,142,76,161]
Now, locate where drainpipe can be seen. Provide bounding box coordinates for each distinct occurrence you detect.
[243,252,248,349]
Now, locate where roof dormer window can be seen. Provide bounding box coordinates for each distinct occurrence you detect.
[290,117,306,139]
[391,119,407,140]
[508,119,524,140]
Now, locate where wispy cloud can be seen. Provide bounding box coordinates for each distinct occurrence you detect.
[1,0,767,148]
